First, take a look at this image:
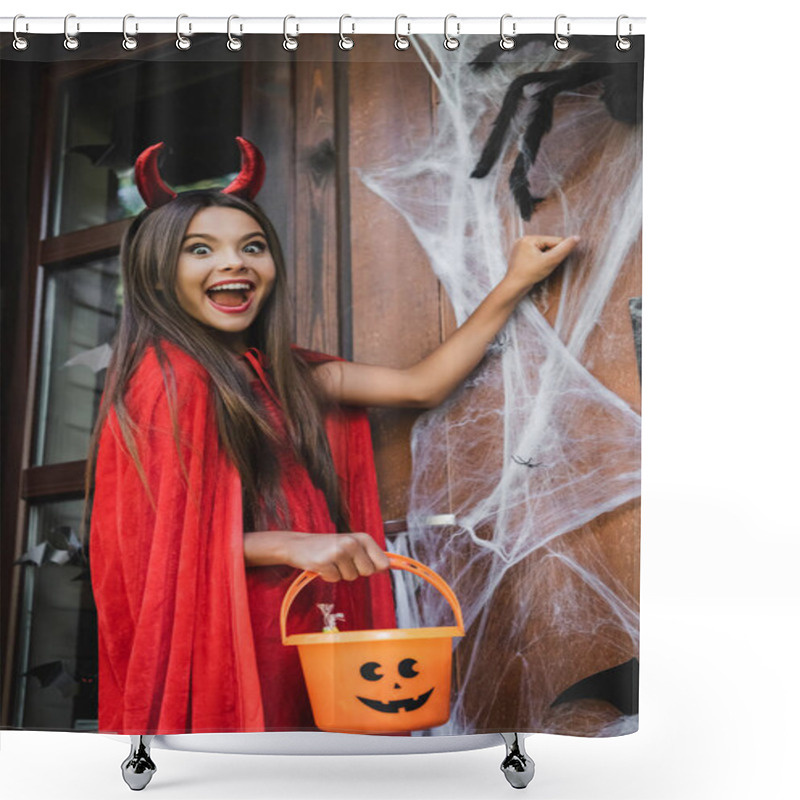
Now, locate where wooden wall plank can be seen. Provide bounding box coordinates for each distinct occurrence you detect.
[343,37,441,521]
[242,43,295,301]
[293,36,341,354]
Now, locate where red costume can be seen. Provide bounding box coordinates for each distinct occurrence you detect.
[90,339,397,734]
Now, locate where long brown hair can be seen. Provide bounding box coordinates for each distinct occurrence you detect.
[81,191,351,542]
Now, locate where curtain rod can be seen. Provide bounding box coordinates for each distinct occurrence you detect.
[1,15,646,37]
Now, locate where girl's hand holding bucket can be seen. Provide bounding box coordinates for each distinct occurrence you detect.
[243,530,391,582]
[281,553,465,733]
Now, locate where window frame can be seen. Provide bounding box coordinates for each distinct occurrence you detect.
[0,34,254,728]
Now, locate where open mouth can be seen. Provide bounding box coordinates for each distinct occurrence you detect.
[205,283,255,314]
[356,688,434,714]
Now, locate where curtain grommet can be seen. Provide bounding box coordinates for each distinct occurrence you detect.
[443,14,460,50]
[554,14,570,51]
[227,16,243,51]
[122,14,138,50]
[283,15,299,51]
[176,14,191,50]
[499,14,515,50]
[12,14,29,51]
[616,15,632,51]
[339,14,354,50]
[63,13,80,51]
[394,15,410,51]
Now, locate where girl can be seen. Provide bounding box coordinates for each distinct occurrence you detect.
[86,137,578,735]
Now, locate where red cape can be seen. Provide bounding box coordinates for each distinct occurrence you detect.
[90,340,396,734]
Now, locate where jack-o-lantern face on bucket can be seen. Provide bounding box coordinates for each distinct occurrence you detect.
[282,554,464,733]
[356,658,434,713]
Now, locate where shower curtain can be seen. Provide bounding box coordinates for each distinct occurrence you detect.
[0,28,643,739]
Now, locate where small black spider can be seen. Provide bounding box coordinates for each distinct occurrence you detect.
[469,35,641,220]
[511,455,543,468]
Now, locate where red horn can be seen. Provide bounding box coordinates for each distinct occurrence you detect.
[222,136,266,200]
[134,142,177,209]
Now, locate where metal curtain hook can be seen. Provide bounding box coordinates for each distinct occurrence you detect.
[394,14,410,50]
[616,15,632,51]
[122,14,138,50]
[339,14,354,50]
[283,15,298,50]
[227,15,242,51]
[64,13,79,50]
[13,14,29,51]
[176,14,191,50]
[499,14,515,50]
[554,14,570,50]
[443,14,460,50]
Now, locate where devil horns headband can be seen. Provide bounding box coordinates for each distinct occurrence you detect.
[134,136,266,210]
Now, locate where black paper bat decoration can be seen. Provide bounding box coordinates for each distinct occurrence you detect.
[15,526,87,570]
[24,661,78,698]
[24,660,97,699]
[14,541,49,567]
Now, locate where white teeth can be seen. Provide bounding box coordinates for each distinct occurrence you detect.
[207,282,253,292]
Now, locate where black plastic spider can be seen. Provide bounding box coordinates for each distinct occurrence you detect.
[469,35,642,220]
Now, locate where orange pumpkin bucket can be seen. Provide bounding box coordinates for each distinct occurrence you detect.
[280,553,465,734]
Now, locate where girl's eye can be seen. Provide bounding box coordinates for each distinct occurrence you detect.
[185,241,266,255]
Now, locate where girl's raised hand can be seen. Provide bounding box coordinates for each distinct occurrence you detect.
[282,532,391,583]
[505,234,580,291]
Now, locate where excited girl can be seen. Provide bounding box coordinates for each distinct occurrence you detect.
[86,137,578,735]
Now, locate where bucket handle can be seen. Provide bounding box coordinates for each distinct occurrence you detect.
[280,552,465,644]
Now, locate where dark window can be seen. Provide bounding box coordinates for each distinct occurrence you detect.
[13,51,243,730]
